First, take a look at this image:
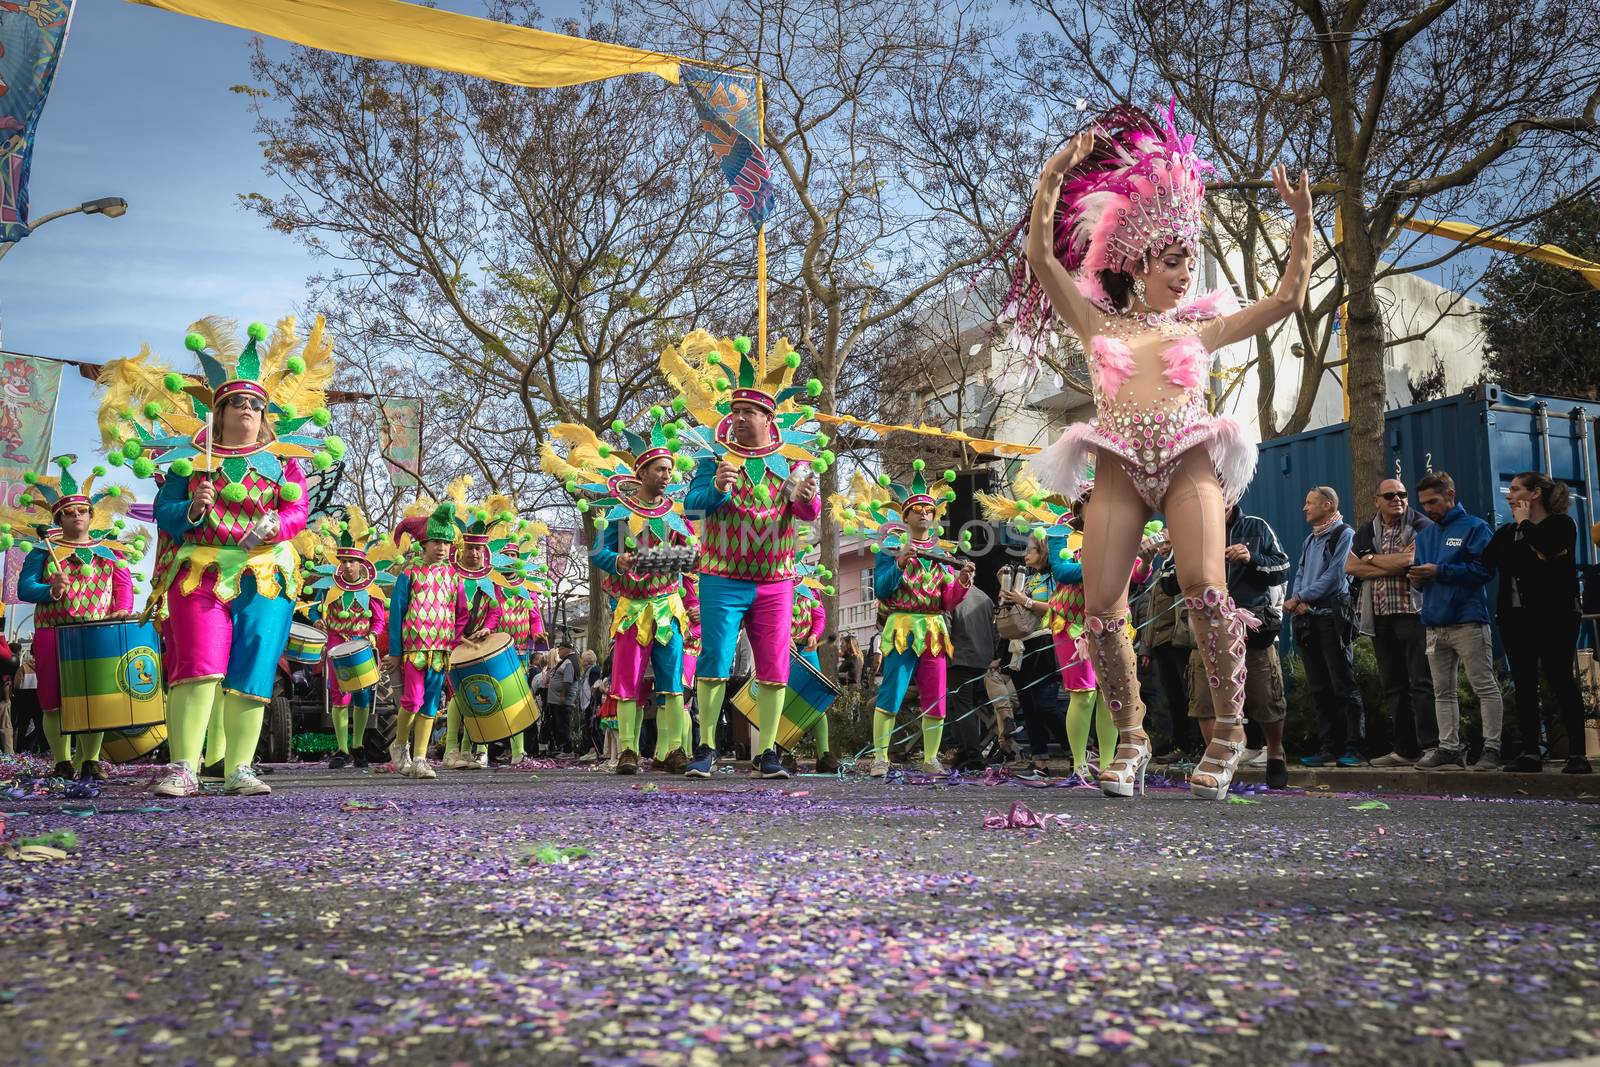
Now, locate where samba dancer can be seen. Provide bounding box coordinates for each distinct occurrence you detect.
[836,464,975,776]
[103,316,336,798]
[660,331,829,781]
[1,458,143,781]
[1011,104,1312,799]
[542,414,698,776]
[300,509,397,769]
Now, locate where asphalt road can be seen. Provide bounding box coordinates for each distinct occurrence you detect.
[2,760,1598,1066]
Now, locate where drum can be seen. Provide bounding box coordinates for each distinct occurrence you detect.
[56,619,167,735]
[329,638,379,693]
[448,632,539,745]
[729,651,840,751]
[101,722,168,764]
[286,622,327,665]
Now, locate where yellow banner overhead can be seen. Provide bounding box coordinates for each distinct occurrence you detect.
[127,0,684,87]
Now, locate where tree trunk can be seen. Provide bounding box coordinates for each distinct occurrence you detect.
[1342,200,1388,527]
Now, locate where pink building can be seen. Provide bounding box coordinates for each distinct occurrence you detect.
[831,534,880,646]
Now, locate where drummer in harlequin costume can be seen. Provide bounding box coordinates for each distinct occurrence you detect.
[386,502,501,778]
[485,508,549,766]
[541,412,698,776]
[436,481,504,771]
[659,330,831,780]
[0,459,146,781]
[836,464,976,777]
[100,315,336,799]
[297,509,398,769]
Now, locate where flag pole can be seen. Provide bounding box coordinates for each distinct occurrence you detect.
[756,75,768,358]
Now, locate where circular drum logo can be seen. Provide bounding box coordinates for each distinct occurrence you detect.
[459,673,502,716]
[117,647,161,701]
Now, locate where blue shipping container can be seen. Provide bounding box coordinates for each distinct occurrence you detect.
[1239,384,1600,623]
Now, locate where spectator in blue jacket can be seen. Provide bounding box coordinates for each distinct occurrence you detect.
[1409,471,1504,771]
[1285,486,1365,767]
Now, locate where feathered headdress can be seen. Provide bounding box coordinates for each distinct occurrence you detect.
[1001,102,1210,347]
[830,464,971,560]
[540,417,695,545]
[294,506,400,612]
[0,455,150,584]
[487,503,550,598]
[659,330,834,490]
[96,315,341,501]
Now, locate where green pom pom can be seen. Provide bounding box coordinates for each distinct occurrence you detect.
[944,490,957,502]
[801,405,816,421]
[784,352,801,369]
[943,469,957,483]
[817,433,831,448]
[805,378,822,397]
[707,351,722,366]
[247,321,268,341]
[132,457,156,479]
[107,485,123,498]
[671,396,687,412]
[598,444,613,458]
[56,455,71,470]
[732,335,753,354]
[913,458,926,472]
[311,407,332,427]
[184,332,207,353]
[112,517,125,529]
[92,465,106,477]
[813,459,830,474]
[821,450,836,464]
[108,452,125,468]
[933,524,944,536]
[122,439,141,459]
[675,455,693,471]
[220,482,248,503]
[17,493,31,508]
[143,401,163,419]
[279,482,303,503]
[1058,547,1070,560]
[325,435,347,459]
[286,355,306,375]
[611,419,626,434]
[279,402,298,420]
[868,542,881,554]
[826,585,836,596]
[133,536,147,550]
[842,524,857,536]
[624,536,639,550]
[877,473,891,487]
[313,451,333,471]
[649,405,665,421]
[164,372,185,392]
[22,471,36,485]
[1013,518,1029,534]
[663,423,679,440]
[171,459,193,477]
[577,499,591,513]
[754,484,772,505]
[594,516,609,532]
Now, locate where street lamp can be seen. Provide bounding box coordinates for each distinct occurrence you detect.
[0,196,129,262]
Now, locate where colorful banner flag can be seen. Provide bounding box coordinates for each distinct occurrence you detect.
[681,63,775,230]
[1,1,75,244]
[0,351,63,604]
[375,396,422,489]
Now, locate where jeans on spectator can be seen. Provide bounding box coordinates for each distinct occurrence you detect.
[944,665,988,768]
[1426,623,1504,752]
[1501,608,1584,760]
[1294,609,1365,757]
[1151,643,1201,752]
[545,702,574,755]
[1372,613,1438,757]
[1012,633,1064,758]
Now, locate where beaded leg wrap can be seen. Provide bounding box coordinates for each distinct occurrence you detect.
[1084,613,1150,798]
[1185,587,1260,797]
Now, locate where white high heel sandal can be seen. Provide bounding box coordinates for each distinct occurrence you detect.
[1189,714,1247,801]
[1100,733,1151,798]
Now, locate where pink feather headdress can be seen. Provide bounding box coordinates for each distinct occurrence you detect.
[997,102,1211,358]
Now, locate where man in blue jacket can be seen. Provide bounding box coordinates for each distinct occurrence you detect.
[1409,471,1504,770]
[1285,486,1366,767]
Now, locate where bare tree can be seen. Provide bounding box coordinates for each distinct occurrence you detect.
[1024,0,1600,518]
[643,0,1048,680]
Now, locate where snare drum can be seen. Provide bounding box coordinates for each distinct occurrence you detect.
[56,619,167,735]
[328,638,380,693]
[729,651,839,751]
[286,622,327,665]
[447,633,539,744]
[101,722,168,764]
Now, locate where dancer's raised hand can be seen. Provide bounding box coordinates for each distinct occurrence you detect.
[1273,163,1312,219]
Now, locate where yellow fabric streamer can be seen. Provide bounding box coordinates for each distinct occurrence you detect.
[1401,217,1600,290]
[128,0,684,87]
[815,412,1044,456]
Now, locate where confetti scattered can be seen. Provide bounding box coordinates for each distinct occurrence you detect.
[983,801,1069,829]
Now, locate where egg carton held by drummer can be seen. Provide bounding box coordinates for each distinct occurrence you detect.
[541,410,699,775]
[95,315,340,799]
[0,455,150,781]
[834,463,976,777]
[657,330,831,780]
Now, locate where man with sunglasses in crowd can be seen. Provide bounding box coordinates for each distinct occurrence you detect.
[1347,478,1437,767]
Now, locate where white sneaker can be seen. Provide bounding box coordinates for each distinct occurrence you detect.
[153,764,198,798]
[1244,747,1268,768]
[223,766,272,797]
[918,758,946,775]
[408,756,437,780]
[868,757,891,778]
[389,741,412,772]
[473,750,489,769]
[442,750,473,770]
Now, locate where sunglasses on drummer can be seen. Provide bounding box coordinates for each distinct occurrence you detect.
[226,396,267,412]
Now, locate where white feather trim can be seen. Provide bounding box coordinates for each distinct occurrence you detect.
[1029,423,1096,502]
[1205,416,1258,506]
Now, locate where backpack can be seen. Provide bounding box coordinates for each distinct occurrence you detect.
[1321,523,1357,604]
